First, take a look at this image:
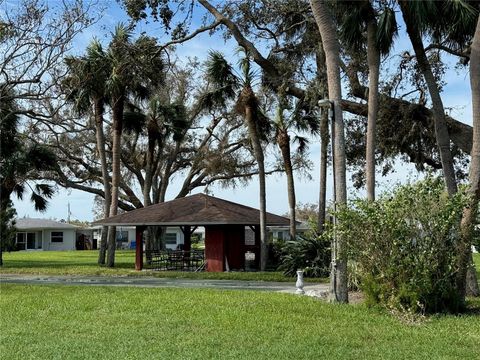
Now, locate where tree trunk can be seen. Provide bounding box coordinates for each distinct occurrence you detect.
[458,17,480,300]
[107,96,124,267]
[243,88,268,271]
[318,110,329,233]
[93,98,110,265]
[310,0,348,303]
[366,18,380,201]
[276,127,296,239]
[143,127,156,262]
[400,2,457,196]
[315,43,329,234]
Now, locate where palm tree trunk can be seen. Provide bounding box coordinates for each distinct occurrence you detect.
[94,98,111,265]
[458,17,480,299]
[143,127,155,263]
[318,110,329,233]
[310,0,348,303]
[400,2,457,196]
[366,18,380,201]
[244,100,267,271]
[107,96,124,267]
[276,128,296,239]
[316,43,329,234]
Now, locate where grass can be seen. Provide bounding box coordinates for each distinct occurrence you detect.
[1,284,479,360]
[0,250,326,282]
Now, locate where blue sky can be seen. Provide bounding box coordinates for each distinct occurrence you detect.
[12,1,473,221]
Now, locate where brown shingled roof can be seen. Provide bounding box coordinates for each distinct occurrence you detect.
[93,193,291,226]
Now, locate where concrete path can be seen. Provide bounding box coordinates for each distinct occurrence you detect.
[0,274,329,294]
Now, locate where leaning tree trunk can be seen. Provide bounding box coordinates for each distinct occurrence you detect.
[366,17,380,201]
[243,88,268,271]
[276,128,296,239]
[94,98,111,265]
[106,96,124,268]
[310,0,348,303]
[458,17,480,299]
[400,2,457,196]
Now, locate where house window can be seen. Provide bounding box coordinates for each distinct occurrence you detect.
[165,233,177,246]
[51,232,64,242]
[116,231,128,242]
[16,233,26,250]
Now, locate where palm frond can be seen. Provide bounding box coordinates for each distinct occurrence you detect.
[293,135,309,154]
[205,50,239,91]
[123,110,147,134]
[30,191,48,212]
[376,7,398,56]
[13,184,25,201]
[339,5,366,53]
[35,184,54,199]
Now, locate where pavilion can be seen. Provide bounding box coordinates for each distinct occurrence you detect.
[94,193,290,272]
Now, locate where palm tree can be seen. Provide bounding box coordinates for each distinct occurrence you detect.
[63,40,112,265]
[275,100,319,239]
[314,44,330,234]
[0,91,56,265]
[338,2,398,201]
[203,49,271,271]
[104,25,165,267]
[309,0,348,303]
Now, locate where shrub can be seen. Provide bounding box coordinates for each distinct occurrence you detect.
[336,177,466,313]
[278,233,330,278]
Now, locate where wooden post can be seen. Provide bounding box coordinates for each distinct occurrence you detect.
[135,226,145,271]
[183,226,192,252]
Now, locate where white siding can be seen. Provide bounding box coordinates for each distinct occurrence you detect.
[44,229,76,251]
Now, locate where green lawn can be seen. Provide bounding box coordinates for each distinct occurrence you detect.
[0,250,325,282]
[1,284,479,360]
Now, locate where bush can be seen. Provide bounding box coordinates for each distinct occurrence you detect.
[336,177,466,313]
[278,233,330,278]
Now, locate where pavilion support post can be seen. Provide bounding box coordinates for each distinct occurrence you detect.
[135,226,145,271]
[183,226,192,252]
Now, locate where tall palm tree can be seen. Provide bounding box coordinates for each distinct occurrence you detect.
[274,106,297,239]
[63,40,112,265]
[314,44,330,234]
[203,49,271,270]
[275,100,319,239]
[309,0,348,303]
[338,1,397,201]
[104,25,165,267]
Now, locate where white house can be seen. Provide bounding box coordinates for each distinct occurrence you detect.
[15,218,77,251]
[92,226,188,250]
[268,222,311,241]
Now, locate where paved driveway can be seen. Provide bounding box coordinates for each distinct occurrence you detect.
[0,274,328,294]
